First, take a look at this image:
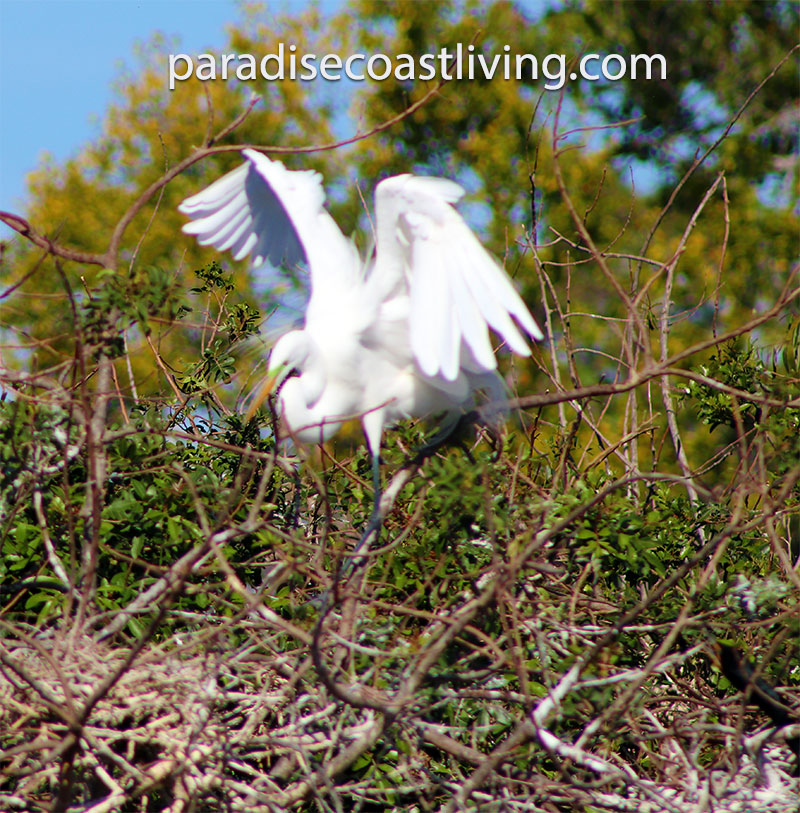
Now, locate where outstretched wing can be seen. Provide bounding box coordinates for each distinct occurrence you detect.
[179,150,358,299]
[373,175,542,382]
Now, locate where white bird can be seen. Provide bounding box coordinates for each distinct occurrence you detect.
[179,150,542,505]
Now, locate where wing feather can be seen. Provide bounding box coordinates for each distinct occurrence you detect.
[375,175,542,381]
[179,151,359,302]
[409,242,439,376]
[448,263,495,370]
[180,163,249,217]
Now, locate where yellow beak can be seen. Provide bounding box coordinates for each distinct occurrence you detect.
[244,372,279,422]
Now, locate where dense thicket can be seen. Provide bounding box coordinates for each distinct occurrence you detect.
[1,2,798,810]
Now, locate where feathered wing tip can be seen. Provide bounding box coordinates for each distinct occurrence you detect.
[398,175,466,205]
[178,151,362,307]
[178,163,249,217]
[178,154,308,269]
[373,172,543,383]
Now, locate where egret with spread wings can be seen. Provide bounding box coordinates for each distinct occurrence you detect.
[179,150,542,524]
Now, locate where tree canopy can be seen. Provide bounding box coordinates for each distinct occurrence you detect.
[1,1,798,810]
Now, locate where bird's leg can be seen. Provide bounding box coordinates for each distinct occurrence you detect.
[346,413,477,581]
[313,450,382,614]
[319,412,481,613]
[344,412,477,583]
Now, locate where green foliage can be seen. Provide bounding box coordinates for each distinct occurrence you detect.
[687,342,770,431]
[554,0,799,186]
[0,1,798,809]
[2,298,799,806]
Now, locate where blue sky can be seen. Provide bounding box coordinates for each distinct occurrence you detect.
[0,0,349,237]
[0,1,225,217]
[0,0,554,239]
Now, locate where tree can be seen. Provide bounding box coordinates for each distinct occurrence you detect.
[1,1,798,809]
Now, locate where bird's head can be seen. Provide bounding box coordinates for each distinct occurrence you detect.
[244,330,311,421]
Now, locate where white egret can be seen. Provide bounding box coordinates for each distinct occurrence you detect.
[179,150,542,546]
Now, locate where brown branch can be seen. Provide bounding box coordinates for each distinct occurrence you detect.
[510,271,800,413]
[4,71,453,272]
[0,211,106,266]
[638,43,800,260]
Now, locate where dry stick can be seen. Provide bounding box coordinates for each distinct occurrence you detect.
[128,133,170,275]
[638,43,800,263]
[664,363,800,408]
[0,210,106,266]
[553,410,583,492]
[761,464,800,591]
[509,269,800,413]
[32,489,74,595]
[108,361,130,423]
[722,388,755,503]
[276,715,387,807]
[535,229,665,268]
[533,727,686,813]
[201,81,216,155]
[531,248,568,427]
[0,65,454,271]
[97,424,278,467]
[712,175,730,339]
[205,525,314,647]
[557,116,643,142]
[74,355,112,633]
[658,173,724,521]
[583,422,659,475]
[0,246,50,300]
[144,333,193,409]
[618,193,645,495]
[94,542,214,641]
[245,449,278,528]
[58,402,83,620]
[415,723,485,765]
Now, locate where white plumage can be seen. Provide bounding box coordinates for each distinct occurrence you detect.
[179,150,542,456]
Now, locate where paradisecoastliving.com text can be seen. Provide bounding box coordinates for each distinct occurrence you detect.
[168,43,667,91]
